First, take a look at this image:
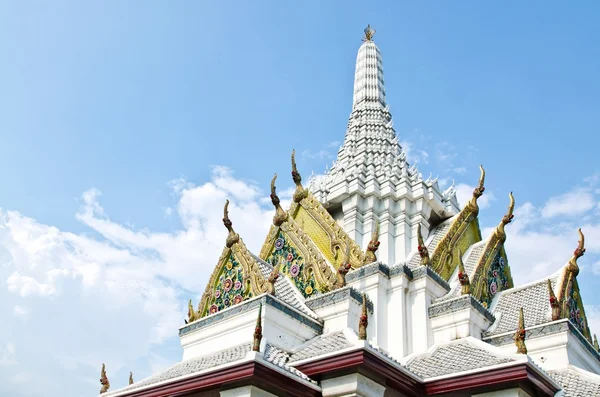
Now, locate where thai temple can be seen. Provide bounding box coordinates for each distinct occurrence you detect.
[99,26,600,397]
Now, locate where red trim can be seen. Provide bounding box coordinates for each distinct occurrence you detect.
[119,361,320,397]
[295,349,423,397]
[425,364,559,397]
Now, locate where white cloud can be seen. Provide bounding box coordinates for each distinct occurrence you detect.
[0,166,276,396]
[301,141,340,160]
[453,167,467,174]
[400,140,429,165]
[0,344,16,366]
[541,188,595,218]
[455,183,495,210]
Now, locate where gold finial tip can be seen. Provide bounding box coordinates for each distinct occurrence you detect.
[363,25,376,41]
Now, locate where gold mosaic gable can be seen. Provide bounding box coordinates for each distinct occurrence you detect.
[559,273,592,340]
[197,239,269,318]
[259,214,337,297]
[288,193,367,269]
[430,166,486,280]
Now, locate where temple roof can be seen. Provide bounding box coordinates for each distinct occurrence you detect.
[288,330,355,363]
[549,365,600,397]
[405,338,519,380]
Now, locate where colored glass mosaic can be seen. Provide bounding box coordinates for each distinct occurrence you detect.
[567,283,586,335]
[206,253,253,315]
[266,231,319,298]
[482,252,510,308]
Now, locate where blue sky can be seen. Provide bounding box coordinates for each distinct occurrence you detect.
[1,2,600,396]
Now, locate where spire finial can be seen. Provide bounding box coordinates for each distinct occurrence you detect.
[417,224,431,267]
[358,294,369,340]
[129,371,134,385]
[568,228,585,276]
[514,308,528,354]
[363,25,375,41]
[270,174,288,226]
[291,150,308,202]
[457,248,470,295]
[253,303,263,352]
[100,363,110,394]
[223,200,240,248]
[548,279,560,321]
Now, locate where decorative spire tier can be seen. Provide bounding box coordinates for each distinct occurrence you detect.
[310,25,460,265]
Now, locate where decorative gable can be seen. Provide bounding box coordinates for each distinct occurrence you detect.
[430,166,485,280]
[197,201,271,318]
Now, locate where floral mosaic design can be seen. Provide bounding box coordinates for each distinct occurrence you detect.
[482,252,510,308]
[567,283,586,335]
[266,232,318,298]
[206,253,252,315]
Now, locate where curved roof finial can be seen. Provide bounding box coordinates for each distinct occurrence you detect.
[568,228,585,276]
[363,24,376,42]
[100,363,110,394]
[514,307,528,354]
[223,200,240,248]
[417,224,431,267]
[270,174,288,226]
[548,279,561,321]
[129,372,134,385]
[457,248,470,295]
[494,192,515,242]
[291,150,308,202]
[358,294,369,340]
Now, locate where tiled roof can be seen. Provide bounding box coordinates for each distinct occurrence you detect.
[405,339,515,379]
[288,331,355,363]
[484,277,557,337]
[252,254,319,319]
[550,366,600,397]
[263,344,316,384]
[104,343,252,396]
[407,220,453,269]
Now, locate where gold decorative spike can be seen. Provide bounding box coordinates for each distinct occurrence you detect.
[430,166,486,279]
[417,224,431,267]
[514,308,528,354]
[363,220,380,265]
[548,279,561,321]
[223,200,240,248]
[334,245,352,290]
[291,150,308,203]
[267,258,281,295]
[363,24,375,42]
[358,294,368,340]
[100,363,110,394]
[567,228,585,276]
[270,174,288,226]
[494,192,515,243]
[457,248,470,295]
[129,371,134,385]
[187,299,199,324]
[253,303,263,352]
[594,334,599,351]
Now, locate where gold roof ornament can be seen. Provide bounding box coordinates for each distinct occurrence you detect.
[493,192,515,243]
[270,174,288,226]
[548,279,561,321]
[253,303,263,352]
[363,220,380,265]
[457,248,470,295]
[187,299,199,324]
[567,228,585,276]
[363,24,375,42]
[514,307,528,354]
[334,244,352,290]
[291,150,308,203]
[267,258,281,295]
[594,334,599,352]
[100,363,110,394]
[417,224,432,267]
[358,294,369,340]
[223,200,240,248]
[472,165,486,202]
[129,371,134,385]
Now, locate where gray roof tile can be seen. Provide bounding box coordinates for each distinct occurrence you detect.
[550,367,600,397]
[105,343,252,396]
[484,277,557,337]
[405,339,515,379]
[263,344,316,384]
[288,331,355,363]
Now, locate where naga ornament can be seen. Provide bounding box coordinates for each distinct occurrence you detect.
[363,220,380,265]
[270,174,288,226]
[358,294,369,340]
[457,248,470,295]
[548,279,561,321]
[291,150,308,203]
[100,363,110,394]
[253,303,263,352]
[417,224,431,267]
[223,200,240,248]
[514,308,528,354]
[334,245,352,289]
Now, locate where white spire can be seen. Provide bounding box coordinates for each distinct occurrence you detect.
[352,25,386,110]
